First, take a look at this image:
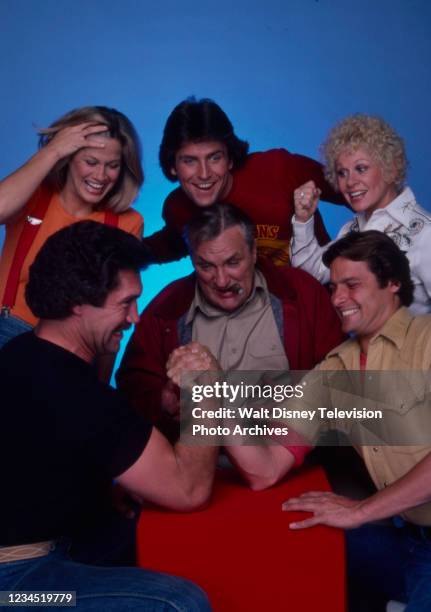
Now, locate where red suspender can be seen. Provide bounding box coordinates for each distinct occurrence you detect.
[1,187,52,313]
[1,189,119,313]
[103,210,119,228]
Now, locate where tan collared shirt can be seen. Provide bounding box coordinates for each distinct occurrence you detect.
[290,307,431,525]
[187,270,289,371]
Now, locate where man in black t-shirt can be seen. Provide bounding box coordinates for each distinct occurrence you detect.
[0,221,217,611]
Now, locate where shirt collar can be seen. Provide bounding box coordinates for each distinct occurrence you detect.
[368,306,413,350]
[356,187,420,230]
[326,307,413,363]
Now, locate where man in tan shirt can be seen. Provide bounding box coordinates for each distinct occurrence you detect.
[117,203,343,441]
[224,229,431,611]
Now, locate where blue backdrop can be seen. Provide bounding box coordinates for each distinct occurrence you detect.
[1,0,430,371]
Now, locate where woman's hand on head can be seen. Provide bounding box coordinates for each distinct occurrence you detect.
[0,123,110,225]
[294,180,321,223]
[44,122,109,161]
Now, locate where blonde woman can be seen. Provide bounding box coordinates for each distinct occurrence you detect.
[291,114,431,314]
[0,106,144,346]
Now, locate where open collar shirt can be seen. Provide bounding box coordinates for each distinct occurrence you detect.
[292,187,431,314]
[187,270,289,372]
[293,307,431,525]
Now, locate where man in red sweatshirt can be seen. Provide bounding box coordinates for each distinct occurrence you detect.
[143,97,346,266]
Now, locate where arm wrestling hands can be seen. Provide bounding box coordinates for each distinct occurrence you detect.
[162,343,297,491]
[167,344,306,491]
[159,342,221,420]
[116,342,222,512]
[167,342,220,387]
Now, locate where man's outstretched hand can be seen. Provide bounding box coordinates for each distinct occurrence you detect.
[282,491,366,530]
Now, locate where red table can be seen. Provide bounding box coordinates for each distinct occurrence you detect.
[137,465,346,611]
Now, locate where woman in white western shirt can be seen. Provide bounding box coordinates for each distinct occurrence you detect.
[291,114,431,314]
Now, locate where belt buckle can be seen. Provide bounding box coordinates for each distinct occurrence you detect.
[0,306,10,318]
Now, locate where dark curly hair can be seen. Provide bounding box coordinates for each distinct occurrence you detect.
[26,221,150,319]
[322,230,414,307]
[159,97,249,181]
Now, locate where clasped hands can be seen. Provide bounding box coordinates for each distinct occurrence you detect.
[161,342,221,419]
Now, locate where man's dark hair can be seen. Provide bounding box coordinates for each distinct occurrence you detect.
[184,202,255,254]
[26,221,150,319]
[322,230,414,307]
[159,97,249,181]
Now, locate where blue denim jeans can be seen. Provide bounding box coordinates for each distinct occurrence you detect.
[0,314,32,349]
[0,541,211,611]
[347,521,431,612]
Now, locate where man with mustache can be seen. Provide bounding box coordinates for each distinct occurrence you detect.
[117,203,344,441]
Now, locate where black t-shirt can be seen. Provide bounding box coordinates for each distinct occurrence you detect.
[0,332,152,546]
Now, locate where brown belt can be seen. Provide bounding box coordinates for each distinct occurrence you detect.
[0,540,55,563]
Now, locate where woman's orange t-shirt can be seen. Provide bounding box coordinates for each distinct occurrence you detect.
[0,188,143,326]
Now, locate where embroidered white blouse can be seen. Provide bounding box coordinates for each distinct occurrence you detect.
[291,187,431,314]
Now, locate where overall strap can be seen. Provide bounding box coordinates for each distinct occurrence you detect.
[1,190,119,313]
[103,210,119,227]
[1,187,52,312]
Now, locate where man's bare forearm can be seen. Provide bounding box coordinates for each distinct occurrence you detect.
[172,442,219,509]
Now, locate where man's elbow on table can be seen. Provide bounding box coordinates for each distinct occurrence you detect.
[228,445,297,492]
[116,428,218,513]
[174,480,214,512]
[247,471,284,492]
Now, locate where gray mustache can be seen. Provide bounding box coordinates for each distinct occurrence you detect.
[217,284,243,295]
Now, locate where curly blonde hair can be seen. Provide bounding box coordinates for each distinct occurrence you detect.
[38,106,144,213]
[321,114,407,192]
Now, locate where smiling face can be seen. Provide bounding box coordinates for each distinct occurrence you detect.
[193,225,257,312]
[172,140,233,207]
[63,137,122,209]
[329,256,400,352]
[78,269,142,360]
[336,147,398,220]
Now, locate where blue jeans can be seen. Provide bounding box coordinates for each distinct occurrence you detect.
[0,541,211,611]
[0,314,32,349]
[347,521,431,612]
